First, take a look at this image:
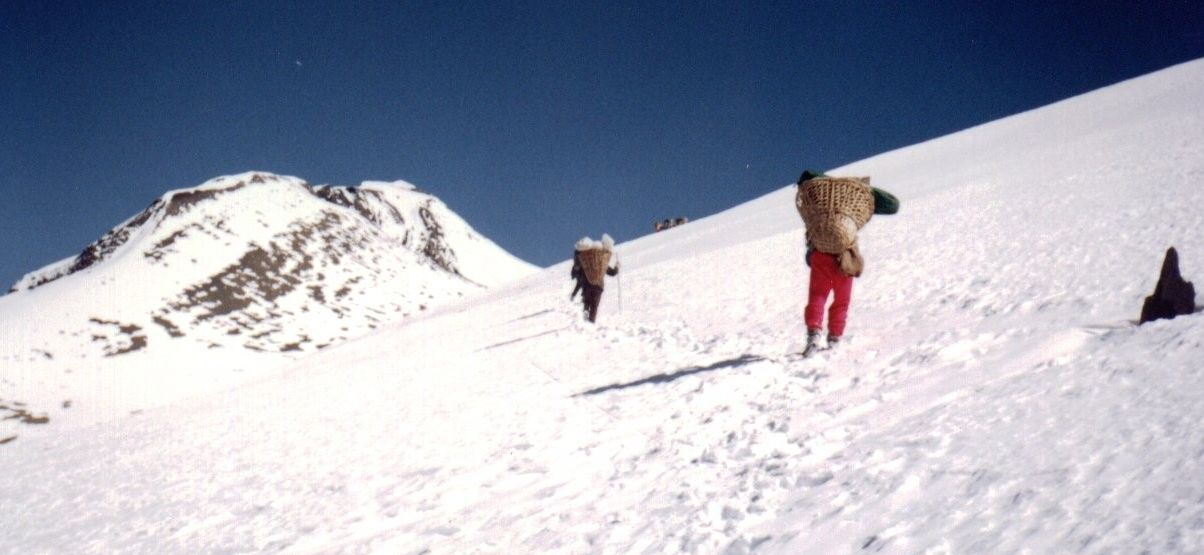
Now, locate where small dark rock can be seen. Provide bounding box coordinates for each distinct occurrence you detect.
[1140,247,1196,324]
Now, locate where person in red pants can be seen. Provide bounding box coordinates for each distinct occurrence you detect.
[804,246,854,351]
[797,169,899,354]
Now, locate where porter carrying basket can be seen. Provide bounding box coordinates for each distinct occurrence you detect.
[577,248,612,287]
[795,176,875,254]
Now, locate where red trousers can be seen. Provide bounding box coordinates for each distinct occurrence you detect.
[805,252,853,337]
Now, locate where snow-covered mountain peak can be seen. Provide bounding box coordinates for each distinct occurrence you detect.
[2,171,536,361]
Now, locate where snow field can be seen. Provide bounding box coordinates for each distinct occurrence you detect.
[2,59,1204,553]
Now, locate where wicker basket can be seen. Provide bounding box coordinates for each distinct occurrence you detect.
[796,177,874,254]
[577,248,612,286]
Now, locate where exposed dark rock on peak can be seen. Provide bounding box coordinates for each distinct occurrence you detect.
[1140,247,1197,324]
[418,201,459,277]
[312,185,406,227]
[165,183,242,217]
[11,199,165,292]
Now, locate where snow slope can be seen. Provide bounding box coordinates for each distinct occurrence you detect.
[0,172,536,438]
[2,59,1203,553]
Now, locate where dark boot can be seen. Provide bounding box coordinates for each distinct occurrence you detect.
[802,329,823,357]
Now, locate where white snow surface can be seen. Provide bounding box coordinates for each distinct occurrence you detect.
[3,59,1204,553]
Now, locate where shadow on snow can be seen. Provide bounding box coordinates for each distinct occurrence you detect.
[576,354,766,396]
[477,326,570,352]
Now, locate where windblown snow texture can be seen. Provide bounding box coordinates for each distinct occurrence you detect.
[2,59,1204,553]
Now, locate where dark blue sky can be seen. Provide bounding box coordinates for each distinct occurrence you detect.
[3,1,1202,289]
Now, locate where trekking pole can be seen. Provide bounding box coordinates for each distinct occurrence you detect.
[616,253,623,313]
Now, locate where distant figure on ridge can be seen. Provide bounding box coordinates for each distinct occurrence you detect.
[653,217,689,232]
[570,234,620,323]
[795,169,899,356]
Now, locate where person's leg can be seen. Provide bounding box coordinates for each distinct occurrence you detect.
[585,286,602,322]
[580,287,594,320]
[827,271,854,337]
[805,253,836,332]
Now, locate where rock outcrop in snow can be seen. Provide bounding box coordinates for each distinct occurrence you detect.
[1139,246,1197,324]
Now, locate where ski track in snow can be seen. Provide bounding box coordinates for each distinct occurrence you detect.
[3,60,1204,553]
